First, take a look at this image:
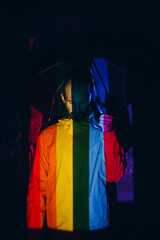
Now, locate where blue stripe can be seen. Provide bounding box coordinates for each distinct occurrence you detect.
[89,122,108,230]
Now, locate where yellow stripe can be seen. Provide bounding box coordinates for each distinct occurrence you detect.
[56,119,73,231]
[70,121,73,231]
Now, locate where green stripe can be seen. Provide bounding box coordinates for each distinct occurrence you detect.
[73,119,89,231]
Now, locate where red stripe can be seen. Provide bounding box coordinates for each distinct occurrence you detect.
[27,135,41,228]
[104,130,126,182]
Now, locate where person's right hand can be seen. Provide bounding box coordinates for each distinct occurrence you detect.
[99,113,113,132]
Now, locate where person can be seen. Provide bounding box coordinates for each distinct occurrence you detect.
[26,67,126,240]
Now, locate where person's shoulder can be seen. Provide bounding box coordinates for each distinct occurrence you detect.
[39,123,57,141]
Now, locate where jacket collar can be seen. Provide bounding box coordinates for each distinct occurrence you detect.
[58,117,90,135]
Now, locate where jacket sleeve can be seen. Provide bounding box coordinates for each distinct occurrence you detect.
[104,129,126,182]
[27,133,48,228]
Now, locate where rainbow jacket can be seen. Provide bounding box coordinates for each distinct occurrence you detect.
[27,115,126,231]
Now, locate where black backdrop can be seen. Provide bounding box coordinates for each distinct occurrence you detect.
[0,9,160,240]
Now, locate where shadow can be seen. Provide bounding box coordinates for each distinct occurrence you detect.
[29,227,111,240]
[113,106,133,152]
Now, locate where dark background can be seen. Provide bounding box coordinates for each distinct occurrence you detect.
[0,3,160,240]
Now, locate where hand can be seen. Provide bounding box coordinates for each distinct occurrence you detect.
[99,113,113,132]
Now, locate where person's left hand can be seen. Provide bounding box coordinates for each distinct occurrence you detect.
[99,113,113,132]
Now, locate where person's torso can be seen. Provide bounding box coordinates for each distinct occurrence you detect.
[43,117,108,231]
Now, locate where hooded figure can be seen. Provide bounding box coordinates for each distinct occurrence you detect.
[26,67,126,239]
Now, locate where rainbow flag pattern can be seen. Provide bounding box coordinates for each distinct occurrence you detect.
[27,117,126,231]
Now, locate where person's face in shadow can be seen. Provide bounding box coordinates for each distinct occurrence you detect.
[61,79,89,121]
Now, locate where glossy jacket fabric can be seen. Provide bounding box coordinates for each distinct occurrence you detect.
[27,117,126,231]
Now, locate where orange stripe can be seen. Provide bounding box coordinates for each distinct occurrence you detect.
[45,125,57,228]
